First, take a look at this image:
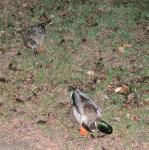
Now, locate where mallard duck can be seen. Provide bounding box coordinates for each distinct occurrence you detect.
[20,20,52,55]
[70,88,113,136]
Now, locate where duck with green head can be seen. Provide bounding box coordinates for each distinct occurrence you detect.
[70,88,113,136]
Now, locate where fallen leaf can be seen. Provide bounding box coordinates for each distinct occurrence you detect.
[126,125,131,129]
[114,44,133,55]
[143,99,149,106]
[117,46,125,54]
[115,87,122,93]
[82,37,87,43]
[142,89,149,94]
[131,76,149,83]
[126,113,131,119]
[27,92,37,101]
[112,117,120,122]
[133,114,139,121]
[17,52,21,55]
[16,98,25,104]
[122,103,129,108]
[0,47,5,54]
[45,64,53,69]
[127,93,135,102]
[99,73,107,80]
[59,39,65,44]
[23,2,28,7]
[86,70,95,76]
[126,113,139,121]
[31,84,37,91]
[0,77,7,83]
[61,12,67,17]
[115,46,125,54]
[0,101,3,107]
[92,22,98,26]
[106,84,114,92]
[10,108,17,112]
[37,120,47,125]
[0,31,5,34]
[101,146,106,150]
[115,84,129,95]
[8,63,18,71]
[34,62,43,68]
[123,44,133,48]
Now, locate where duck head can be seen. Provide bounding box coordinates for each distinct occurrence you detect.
[69,86,77,98]
[96,120,113,134]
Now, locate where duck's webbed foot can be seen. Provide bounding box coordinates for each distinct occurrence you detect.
[79,126,89,137]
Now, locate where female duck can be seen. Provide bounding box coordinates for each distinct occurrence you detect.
[20,20,52,55]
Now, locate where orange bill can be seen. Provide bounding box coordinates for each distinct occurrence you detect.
[79,126,89,137]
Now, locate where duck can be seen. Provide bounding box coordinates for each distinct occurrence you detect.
[69,88,113,137]
[19,20,52,55]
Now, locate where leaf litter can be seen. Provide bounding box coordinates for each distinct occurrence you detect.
[0,0,149,149]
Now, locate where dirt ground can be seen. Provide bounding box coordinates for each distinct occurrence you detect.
[0,0,149,149]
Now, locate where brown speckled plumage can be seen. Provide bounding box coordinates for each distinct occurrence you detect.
[20,21,51,55]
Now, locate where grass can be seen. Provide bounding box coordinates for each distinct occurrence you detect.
[0,0,149,149]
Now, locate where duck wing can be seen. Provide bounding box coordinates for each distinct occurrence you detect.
[30,19,52,36]
[71,90,85,115]
[27,23,46,39]
[76,89,102,118]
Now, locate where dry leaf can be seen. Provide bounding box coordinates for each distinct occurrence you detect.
[115,87,122,93]
[126,113,139,121]
[82,37,87,43]
[127,93,135,102]
[86,70,95,76]
[16,98,25,103]
[101,146,106,150]
[0,101,3,107]
[23,2,28,7]
[31,84,37,91]
[115,44,133,54]
[123,44,133,48]
[59,39,65,44]
[112,117,120,122]
[0,77,7,83]
[37,120,47,125]
[114,84,129,95]
[0,31,5,36]
[116,47,125,54]
[8,63,18,71]
[106,84,114,92]
[113,46,125,54]
[142,89,149,94]
[99,73,107,80]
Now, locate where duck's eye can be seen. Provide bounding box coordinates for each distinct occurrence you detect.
[90,123,96,130]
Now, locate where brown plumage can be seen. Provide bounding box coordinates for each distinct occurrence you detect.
[20,20,52,55]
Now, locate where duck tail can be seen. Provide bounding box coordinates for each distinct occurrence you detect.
[68,86,77,92]
[68,86,77,102]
